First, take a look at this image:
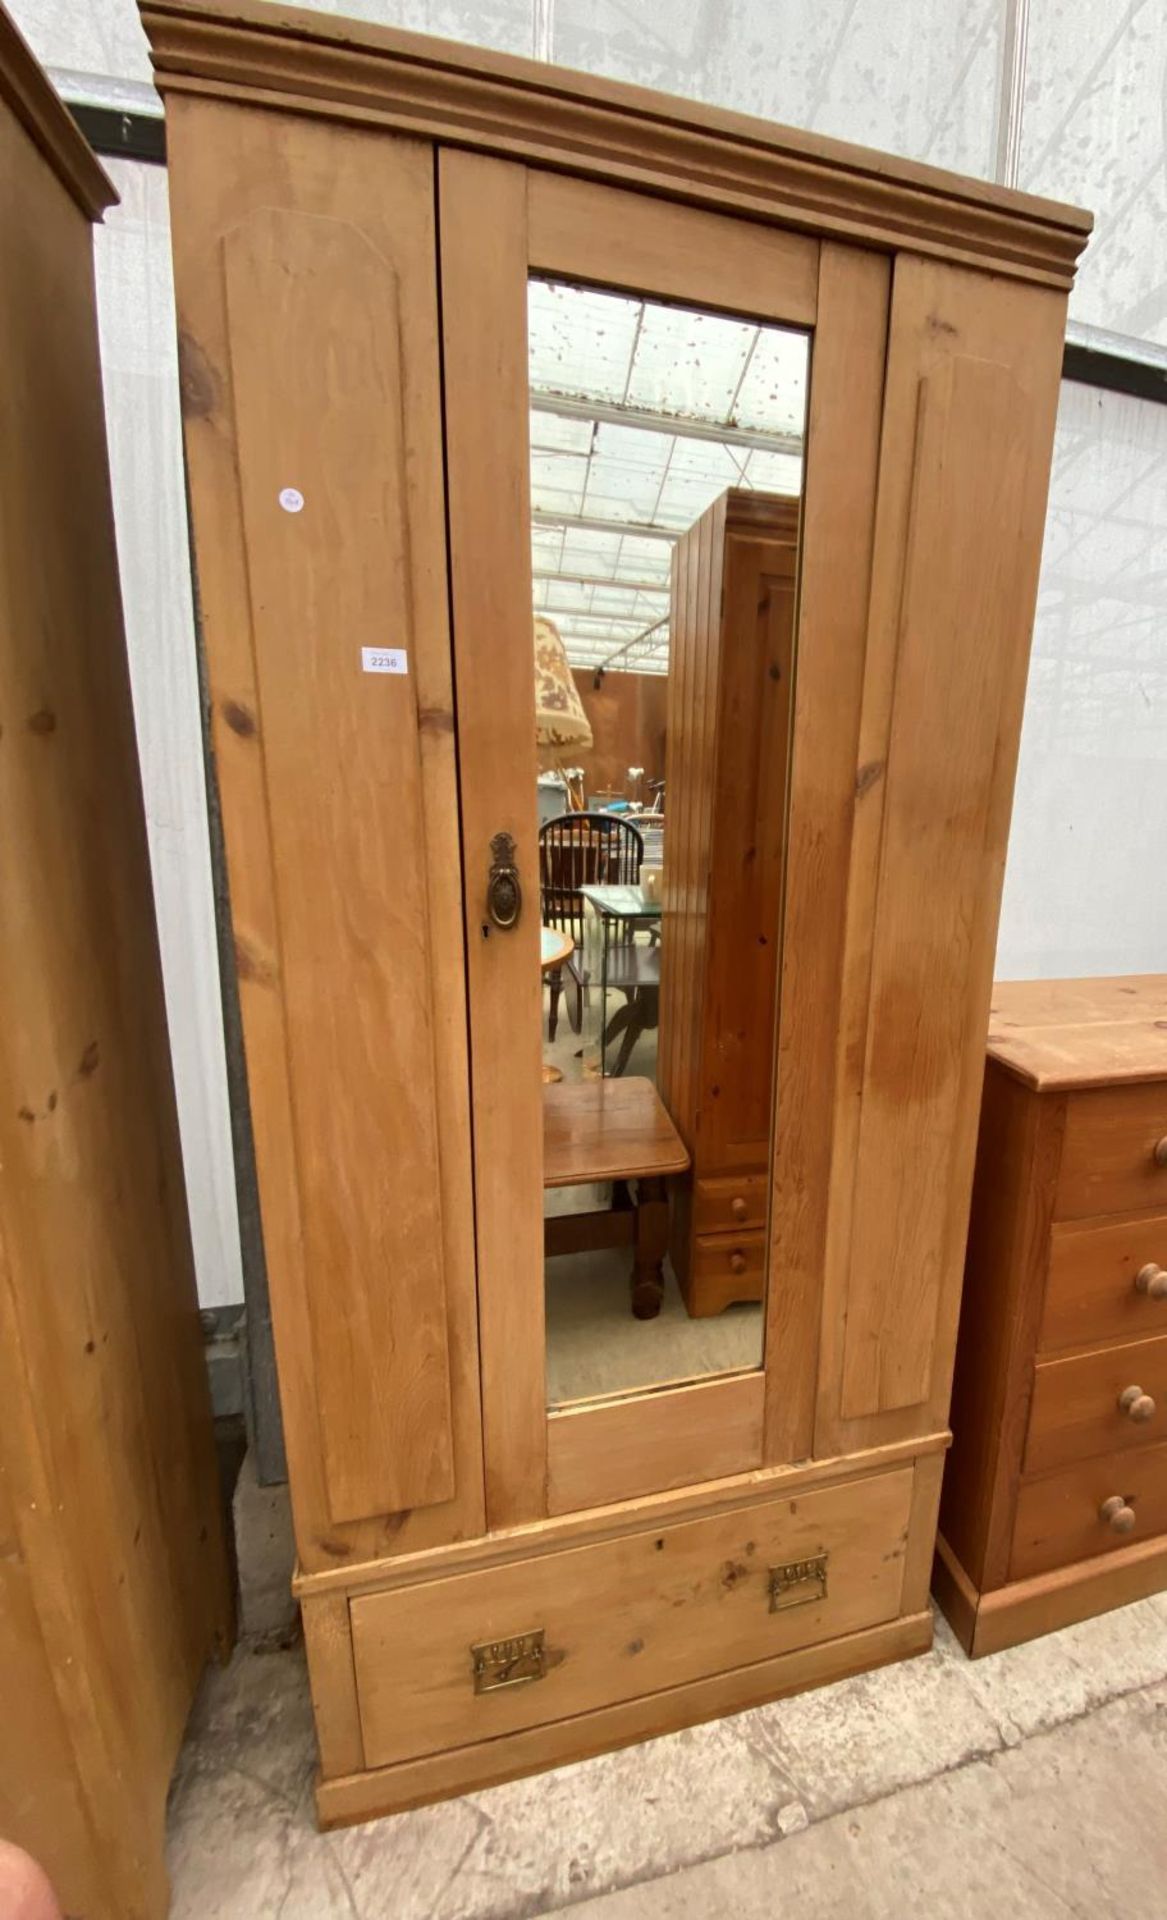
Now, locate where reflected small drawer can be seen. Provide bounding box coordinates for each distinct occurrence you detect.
[1024,1333,1167,1476]
[1011,1439,1167,1582]
[1041,1214,1167,1353]
[1056,1085,1167,1222]
[692,1173,769,1236]
[691,1230,766,1311]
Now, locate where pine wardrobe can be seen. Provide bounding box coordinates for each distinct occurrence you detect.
[142,0,1091,1825]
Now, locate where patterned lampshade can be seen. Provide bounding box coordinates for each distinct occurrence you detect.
[533,615,593,750]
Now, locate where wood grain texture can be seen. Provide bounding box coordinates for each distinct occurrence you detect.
[301,1594,364,1780]
[439,147,547,1529]
[1025,1333,1167,1475]
[351,1466,913,1769]
[295,1430,949,1600]
[542,1076,689,1187]
[0,64,229,1917]
[658,496,726,1176]
[547,1373,765,1515]
[987,976,1167,1090]
[165,98,484,1568]
[939,1063,1065,1591]
[937,981,1167,1650]
[938,1528,1167,1659]
[692,1172,770,1235]
[840,358,1033,1417]
[1056,1083,1167,1221]
[139,0,1091,289]
[661,491,798,1315]
[319,1609,933,1825]
[1010,1439,1167,1583]
[817,260,1067,1452]
[1042,1212,1167,1353]
[528,170,818,325]
[766,241,889,1465]
[223,203,454,1524]
[900,1447,947,1615]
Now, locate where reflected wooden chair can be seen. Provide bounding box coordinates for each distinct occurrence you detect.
[538,811,644,1041]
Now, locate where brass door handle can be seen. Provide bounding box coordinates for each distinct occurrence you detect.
[486,831,522,930]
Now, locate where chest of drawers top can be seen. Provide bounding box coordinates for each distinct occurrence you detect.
[986,975,1167,1094]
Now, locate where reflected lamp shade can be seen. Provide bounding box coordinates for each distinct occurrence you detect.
[533,615,593,750]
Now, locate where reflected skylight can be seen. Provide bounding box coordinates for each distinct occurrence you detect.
[528,279,810,674]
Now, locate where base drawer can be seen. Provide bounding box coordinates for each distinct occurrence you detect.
[1025,1334,1167,1475]
[1011,1440,1167,1582]
[1041,1214,1167,1353]
[351,1467,914,1770]
[692,1172,769,1236]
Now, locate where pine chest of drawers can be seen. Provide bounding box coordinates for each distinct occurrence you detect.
[935,977,1167,1655]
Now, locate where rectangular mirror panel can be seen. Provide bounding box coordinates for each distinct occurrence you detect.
[529,277,809,1409]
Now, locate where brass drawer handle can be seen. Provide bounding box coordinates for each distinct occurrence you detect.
[769,1554,828,1612]
[471,1629,545,1693]
[1153,1135,1167,1170]
[1118,1385,1156,1423]
[1135,1263,1167,1300]
[1099,1495,1136,1535]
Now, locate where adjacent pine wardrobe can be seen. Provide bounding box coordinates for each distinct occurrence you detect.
[142,0,1091,1825]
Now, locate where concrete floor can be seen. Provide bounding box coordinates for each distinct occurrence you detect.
[167,1552,1167,1919]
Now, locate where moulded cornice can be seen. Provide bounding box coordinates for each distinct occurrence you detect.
[139,0,1091,291]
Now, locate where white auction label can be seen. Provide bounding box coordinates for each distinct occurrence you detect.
[278,487,305,513]
[361,647,408,675]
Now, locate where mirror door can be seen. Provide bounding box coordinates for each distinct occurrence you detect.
[440,154,889,1527]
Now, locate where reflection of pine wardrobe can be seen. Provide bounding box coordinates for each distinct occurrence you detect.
[659,491,800,1317]
[143,0,1091,1826]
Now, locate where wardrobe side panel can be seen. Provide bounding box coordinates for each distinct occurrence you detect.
[165,98,484,1558]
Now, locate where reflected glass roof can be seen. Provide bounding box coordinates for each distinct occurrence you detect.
[528,279,809,674]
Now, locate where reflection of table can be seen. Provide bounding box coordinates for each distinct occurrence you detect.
[541,925,573,972]
[579,885,662,1078]
[540,925,574,1084]
[543,1076,689,1318]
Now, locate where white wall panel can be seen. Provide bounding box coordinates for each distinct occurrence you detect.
[1019,0,1167,344]
[9,0,537,97]
[997,380,1167,979]
[552,0,1002,177]
[93,159,244,1308]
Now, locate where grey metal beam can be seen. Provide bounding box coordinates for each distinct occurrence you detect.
[530,389,804,456]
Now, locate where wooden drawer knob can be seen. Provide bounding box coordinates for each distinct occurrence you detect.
[1154,1136,1167,1169]
[1100,1495,1136,1535]
[1118,1385,1156,1423]
[731,1196,748,1222]
[729,1250,747,1274]
[1135,1263,1167,1300]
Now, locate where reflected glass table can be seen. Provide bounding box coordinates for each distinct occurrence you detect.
[579,884,662,1079]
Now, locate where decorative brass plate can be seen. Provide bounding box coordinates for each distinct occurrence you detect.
[486,830,522,929]
[471,1628,546,1693]
[768,1553,829,1613]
